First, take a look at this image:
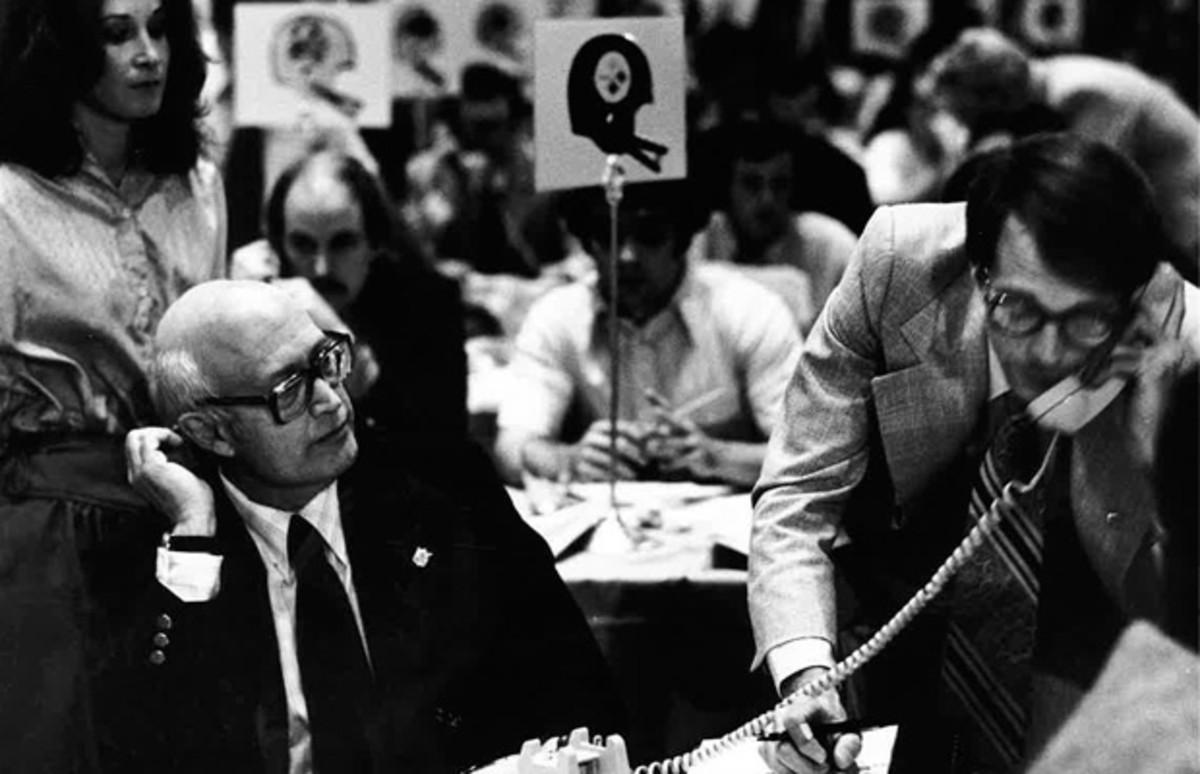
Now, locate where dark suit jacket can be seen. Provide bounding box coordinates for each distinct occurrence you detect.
[95,447,623,773]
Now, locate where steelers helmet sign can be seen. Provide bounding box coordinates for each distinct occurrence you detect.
[535,17,685,191]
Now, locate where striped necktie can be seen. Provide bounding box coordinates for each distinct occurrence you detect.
[941,397,1059,771]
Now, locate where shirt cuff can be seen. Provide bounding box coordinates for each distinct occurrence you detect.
[156,545,222,602]
[766,637,836,696]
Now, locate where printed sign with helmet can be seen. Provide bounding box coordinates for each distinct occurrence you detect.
[535,17,686,191]
[235,3,391,127]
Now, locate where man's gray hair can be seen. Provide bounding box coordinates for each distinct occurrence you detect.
[149,346,216,427]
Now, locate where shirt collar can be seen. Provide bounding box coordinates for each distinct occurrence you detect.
[587,261,701,345]
[987,341,1010,401]
[220,473,348,577]
[78,146,155,207]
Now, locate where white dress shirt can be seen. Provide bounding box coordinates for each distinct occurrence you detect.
[157,476,368,774]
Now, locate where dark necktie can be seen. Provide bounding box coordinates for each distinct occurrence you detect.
[288,515,375,773]
[941,396,1060,771]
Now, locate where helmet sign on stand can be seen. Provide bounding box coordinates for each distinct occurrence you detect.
[567,33,668,173]
[534,16,685,191]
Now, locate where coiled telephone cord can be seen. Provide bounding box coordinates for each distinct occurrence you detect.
[634,433,1063,774]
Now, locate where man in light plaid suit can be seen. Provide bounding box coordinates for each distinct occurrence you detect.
[748,134,1200,773]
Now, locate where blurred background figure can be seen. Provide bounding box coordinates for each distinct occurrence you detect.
[406,61,566,277]
[688,117,856,334]
[917,26,1200,279]
[231,149,468,483]
[0,0,225,769]
[855,3,989,205]
[759,50,876,234]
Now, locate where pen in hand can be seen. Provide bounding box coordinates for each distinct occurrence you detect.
[755,718,870,742]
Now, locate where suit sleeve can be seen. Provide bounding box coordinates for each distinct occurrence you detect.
[92,551,234,773]
[747,207,895,668]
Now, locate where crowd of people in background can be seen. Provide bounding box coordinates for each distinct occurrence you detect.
[0,0,1197,771]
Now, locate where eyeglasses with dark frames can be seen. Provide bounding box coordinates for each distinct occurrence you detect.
[977,273,1130,349]
[201,330,354,424]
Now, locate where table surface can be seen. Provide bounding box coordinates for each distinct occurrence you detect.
[506,480,771,765]
[508,480,753,582]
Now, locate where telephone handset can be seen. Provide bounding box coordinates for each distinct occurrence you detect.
[1025,328,1130,435]
[1025,374,1125,435]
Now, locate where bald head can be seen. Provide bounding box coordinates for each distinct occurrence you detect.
[151,280,318,424]
[289,151,349,202]
[152,279,360,509]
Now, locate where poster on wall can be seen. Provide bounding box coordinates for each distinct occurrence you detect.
[1017,0,1085,51]
[850,0,931,60]
[389,0,550,97]
[234,3,392,127]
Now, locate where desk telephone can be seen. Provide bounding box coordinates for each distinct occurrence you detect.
[496,362,1131,773]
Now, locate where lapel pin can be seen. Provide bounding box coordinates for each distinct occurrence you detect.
[412,546,432,568]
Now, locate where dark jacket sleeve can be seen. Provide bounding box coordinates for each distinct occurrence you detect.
[368,446,627,769]
[92,512,284,774]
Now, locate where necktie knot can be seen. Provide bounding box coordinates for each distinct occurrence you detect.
[287,515,326,576]
[989,395,1044,484]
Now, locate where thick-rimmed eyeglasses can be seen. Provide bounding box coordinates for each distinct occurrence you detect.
[979,277,1128,349]
[201,331,354,424]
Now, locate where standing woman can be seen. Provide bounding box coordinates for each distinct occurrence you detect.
[0,0,225,770]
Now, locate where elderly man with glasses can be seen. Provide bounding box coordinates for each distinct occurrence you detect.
[749,134,1200,774]
[97,280,623,773]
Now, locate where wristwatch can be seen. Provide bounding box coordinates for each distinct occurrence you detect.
[162,533,221,554]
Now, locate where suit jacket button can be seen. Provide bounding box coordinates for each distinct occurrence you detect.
[152,632,170,648]
[156,613,173,631]
[148,650,166,666]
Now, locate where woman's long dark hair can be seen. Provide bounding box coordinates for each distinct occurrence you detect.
[0,0,209,178]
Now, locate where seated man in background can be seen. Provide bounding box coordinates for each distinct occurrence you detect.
[406,61,566,277]
[230,150,468,481]
[494,182,801,490]
[689,118,857,334]
[101,280,623,773]
[760,56,876,235]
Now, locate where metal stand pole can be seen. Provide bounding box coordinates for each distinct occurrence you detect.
[602,155,625,517]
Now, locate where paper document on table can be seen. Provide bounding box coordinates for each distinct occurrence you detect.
[664,493,752,555]
[568,481,733,508]
[688,724,899,774]
[521,501,607,558]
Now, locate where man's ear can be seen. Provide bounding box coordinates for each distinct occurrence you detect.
[177,410,237,459]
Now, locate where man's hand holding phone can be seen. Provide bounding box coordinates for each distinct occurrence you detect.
[763,667,862,773]
[125,427,215,536]
[1088,309,1197,469]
